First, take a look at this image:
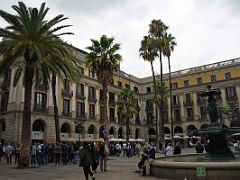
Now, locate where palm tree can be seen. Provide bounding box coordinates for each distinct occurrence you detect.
[149,19,168,150]
[117,88,137,143]
[139,35,160,150]
[162,33,177,143]
[0,2,80,167]
[86,35,122,143]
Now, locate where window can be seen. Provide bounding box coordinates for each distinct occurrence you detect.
[184,80,189,87]
[118,81,122,89]
[134,86,139,94]
[89,68,95,78]
[174,109,181,121]
[225,72,231,80]
[226,86,235,98]
[63,79,70,91]
[110,108,115,121]
[147,87,151,93]
[89,104,95,119]
[76,83,84,97]
[185,94,191,104]
[88,86,96,100]
[211,75,217,82]
[147,112,153,124]
[77,102,85,117]
[173,95,178,105]
[186,108,194,119]
[35,92,46,111]
[110,79,114,85]
[63,99,70,115]
[146,99,153,111]
[109,92,115,105]
[171,83,178,90]
[1,92,9,112]
[197,77,202,85]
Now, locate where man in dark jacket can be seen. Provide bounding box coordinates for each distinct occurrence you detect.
[79,142,95,180]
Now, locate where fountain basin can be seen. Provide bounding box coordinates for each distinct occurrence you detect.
[151,153,240,180]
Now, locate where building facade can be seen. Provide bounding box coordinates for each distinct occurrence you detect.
[0,48,240,144]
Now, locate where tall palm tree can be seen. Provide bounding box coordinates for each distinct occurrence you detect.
[149,19,168,150]
[0,2,80,167]
[162,33,177,143]
[139,35,160,150]
[117,88,137,143]
[86,35,122,144]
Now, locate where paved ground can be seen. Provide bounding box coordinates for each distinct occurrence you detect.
[0,148,197,180]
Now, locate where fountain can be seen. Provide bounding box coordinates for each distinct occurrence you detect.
[150,85,240,180]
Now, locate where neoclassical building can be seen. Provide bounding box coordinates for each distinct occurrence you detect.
[1,47,240,144]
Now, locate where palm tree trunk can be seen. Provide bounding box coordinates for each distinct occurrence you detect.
[102,81,109,144]
[19,53,34,168]
[0,117,2,143]
[168,57,174,143]
[159,52,165,151]
[150,61,160,151]
[126,118,130,143]
[52,74,60,143]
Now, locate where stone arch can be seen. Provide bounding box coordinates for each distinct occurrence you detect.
[99,126,105,138]
[32,119,45,131]
[187,124,197,133]
[109,126,116,138]
[61,122,71,133]
[200,123,209,129]
[118,127,124,138]
[164,127,170,134]
[148,128,156,135]
[174,126,183,134]
[88,124,97,134]
[32,119,46,141]
[135,128,141,139]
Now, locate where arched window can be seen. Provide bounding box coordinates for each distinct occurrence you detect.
[174,126,183,134]
[88,125,96,134]
[32,120,44,131]
[61,123,70,133]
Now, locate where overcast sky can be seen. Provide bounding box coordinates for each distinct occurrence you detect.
[1,0,240,78]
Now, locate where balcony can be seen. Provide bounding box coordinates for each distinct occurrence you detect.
[174,117,181,123]
[76,113,87,121]
[62,112,72,117]
[33,107,48,113]
[88,96,97,103]
[226,96,238,102]
[186,116,194,121]
[172,103,179,109]
[35,83,48,91]
[184,100,193,107]
[110,117,116,123]
[62,89,73,97]
[76,93,86,100]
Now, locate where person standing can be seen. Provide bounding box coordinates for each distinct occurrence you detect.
[14,144,21,164]
[196,141,204,153]
[79,142,95,180]
[31,143,37,165]
[165,143,174,156]
[5,143,14,164]
[174,142,181,155]
[90,143,99,172]
[98,142,108,172]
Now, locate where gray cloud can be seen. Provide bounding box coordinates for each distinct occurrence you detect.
[0,0,239,78]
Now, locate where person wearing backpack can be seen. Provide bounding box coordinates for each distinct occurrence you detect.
[98,142,108,172]
[79,142,95,180]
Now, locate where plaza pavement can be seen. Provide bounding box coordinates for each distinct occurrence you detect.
[0,148,197,180]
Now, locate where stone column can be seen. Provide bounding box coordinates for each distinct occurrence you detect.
[192,93,199,120]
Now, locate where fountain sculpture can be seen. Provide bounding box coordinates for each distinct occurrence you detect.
[150,85,240,180]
